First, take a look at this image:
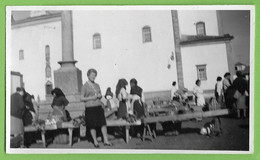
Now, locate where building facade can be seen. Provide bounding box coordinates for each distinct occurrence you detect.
[10,10,233,101]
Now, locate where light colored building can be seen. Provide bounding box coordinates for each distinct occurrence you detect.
[10,10,233,101]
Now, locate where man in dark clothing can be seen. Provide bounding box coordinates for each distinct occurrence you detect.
[233,71,248,95]
[11,87,25,120]
[233,71,248,118]
[11,87,25,148]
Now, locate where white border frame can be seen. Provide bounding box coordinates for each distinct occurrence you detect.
[6,5,255,154]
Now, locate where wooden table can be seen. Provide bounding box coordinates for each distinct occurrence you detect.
[24,122,80,147]
[24,119,141,147]
[141,109,230,141]
[106,119,141,143]
[144,109,230,123]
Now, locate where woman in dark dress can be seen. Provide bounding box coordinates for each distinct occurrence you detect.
[130,78,145,119]
[115,79,129,119]
[80,69,112,148]
[21,87,36,126]
[50,88,71,144]
[51,88,69,122]
[129,78,146,137]
[233,71,248,117]
[21,88,38,147]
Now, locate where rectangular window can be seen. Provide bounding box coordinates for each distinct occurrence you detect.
[94,38,101,49]
[142,26,152,43]
[196,22,206,36]
[196,64,207,80]
[19,50,24,60]
[93,33,101,49]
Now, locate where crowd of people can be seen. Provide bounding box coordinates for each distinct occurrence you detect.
[80,69,147,147]
[170,71,249,116]
[11,87,39,147]
[11,68,249,148]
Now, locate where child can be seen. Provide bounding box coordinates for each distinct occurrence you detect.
[105,87,116,111]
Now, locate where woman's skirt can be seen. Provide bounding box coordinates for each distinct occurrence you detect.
[11,116,24,136]
[117,101,127,119]
[234,90,246,109]
[85,106,106,129]
[133,101,145,119]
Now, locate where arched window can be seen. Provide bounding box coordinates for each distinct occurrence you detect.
[45,45,52,78]
[196,22,206,36]
[19,49,24,60]
[93,33,101,49]
[142,26,152,43]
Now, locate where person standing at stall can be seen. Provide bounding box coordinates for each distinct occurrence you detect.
[81,69,112,148]
[51,88,69,122]
[115,78,129,119]
[11,87,25,147]
[223,72,234,108]
[233,71,248,118]
[130,78,145,119]
[193,79,205,106]
[171,81,179,101]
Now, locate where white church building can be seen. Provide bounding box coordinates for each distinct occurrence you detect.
[9,9,234,101]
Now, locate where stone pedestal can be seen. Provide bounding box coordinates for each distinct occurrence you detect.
[54,66,82,96]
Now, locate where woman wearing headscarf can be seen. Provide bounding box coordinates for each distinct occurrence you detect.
[80,69,112,148]
[21,87,36,126]
[115,78,129,119]
[51,88,69,122]
[105,87,117,111]
[129,78,145,119]
[233,71,248,117]
[129,78,146,137]
[223,72,236,108]
[50,88,71,144]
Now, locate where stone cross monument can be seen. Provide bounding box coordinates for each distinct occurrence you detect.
[54,11,82,99]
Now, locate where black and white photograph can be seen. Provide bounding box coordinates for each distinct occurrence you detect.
[6,6,254,153]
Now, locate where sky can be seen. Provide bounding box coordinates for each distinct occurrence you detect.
[12,10,251,66]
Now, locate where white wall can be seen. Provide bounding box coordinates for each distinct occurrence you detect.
[181,43,229,91]
[178,10,219,36]
[10,10,226,100]
[11,74,22,94]
[11,21,62,99]
[73,10,178,94]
